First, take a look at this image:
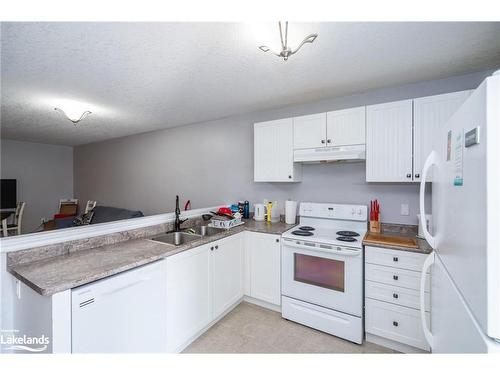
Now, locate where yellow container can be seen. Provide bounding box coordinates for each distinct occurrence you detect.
[266,202,273,222]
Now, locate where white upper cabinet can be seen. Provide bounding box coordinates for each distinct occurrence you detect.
[366,99,413,182]
[254,90,469,183]
[327,106,366,146]
[413,90,472,182]
[254,118,301,182]
[293,113,327,149]
[212,234,244,319]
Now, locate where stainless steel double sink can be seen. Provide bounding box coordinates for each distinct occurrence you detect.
[150,225,225,246]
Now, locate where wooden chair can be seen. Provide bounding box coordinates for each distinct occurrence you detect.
[2,201,26,237]
[54,199,79,219]
[85,200,97,214]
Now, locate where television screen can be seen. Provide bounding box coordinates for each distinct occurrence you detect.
[1,179,17,209]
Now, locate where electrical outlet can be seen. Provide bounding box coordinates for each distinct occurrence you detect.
[400,204,409,216]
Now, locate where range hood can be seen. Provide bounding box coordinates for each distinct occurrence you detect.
[293,144,366,164]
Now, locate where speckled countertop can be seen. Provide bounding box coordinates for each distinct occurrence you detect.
[362,223,433,254]
[9,219,296,296]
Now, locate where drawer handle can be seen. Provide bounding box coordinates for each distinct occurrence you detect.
[393,257,399,262]
[393,321,399,327]
[393,293,399,299]
[276,238,280,243]
[393,275,399,280]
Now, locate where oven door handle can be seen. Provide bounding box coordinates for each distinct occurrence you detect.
[283,240,361,257]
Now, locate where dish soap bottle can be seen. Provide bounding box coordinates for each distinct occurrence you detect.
[266,201,273,223]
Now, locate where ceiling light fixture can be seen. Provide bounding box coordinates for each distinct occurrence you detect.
[259,22,318,61]
[53,100,92,125]
[54,107,92,124]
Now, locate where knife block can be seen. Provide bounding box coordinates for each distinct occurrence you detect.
[369,220,381,233]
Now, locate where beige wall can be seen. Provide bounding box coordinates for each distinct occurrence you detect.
[74,70,493,225]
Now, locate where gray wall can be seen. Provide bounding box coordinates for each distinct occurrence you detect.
[1,140,74,233]
[74,70,493,225]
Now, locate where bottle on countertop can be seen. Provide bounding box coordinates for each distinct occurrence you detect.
[238,201,245,217]
[243,201,250,219]
[271,201,280,223]
[266,201,273,222]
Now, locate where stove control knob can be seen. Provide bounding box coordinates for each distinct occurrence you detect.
[357,209,363,216]
[351,208,355,215]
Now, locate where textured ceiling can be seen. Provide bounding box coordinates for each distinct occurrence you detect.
[1,22,500,146]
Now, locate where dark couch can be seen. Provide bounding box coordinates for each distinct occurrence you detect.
[91,205,144,224]
[54,205,144,229]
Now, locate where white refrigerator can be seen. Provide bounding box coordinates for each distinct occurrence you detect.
[418,71,500,353]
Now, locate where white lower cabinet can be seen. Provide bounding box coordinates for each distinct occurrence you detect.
[166,245,212,352]
[366,299,430,351]
[165,232,244,352]
[212,234,244,318]
[244,231,281,306]
[365,246,431,352]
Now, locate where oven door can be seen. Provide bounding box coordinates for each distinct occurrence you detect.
[282,238,363,317]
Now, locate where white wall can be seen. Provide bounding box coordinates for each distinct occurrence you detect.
[0,140,74,233]
[74,70,493,225]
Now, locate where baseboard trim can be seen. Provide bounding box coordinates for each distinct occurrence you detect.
[365,333,429,354]
[243,295,281,312]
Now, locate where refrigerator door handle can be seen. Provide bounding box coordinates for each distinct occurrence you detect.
[419,151,437,249]
[420,252,435,348]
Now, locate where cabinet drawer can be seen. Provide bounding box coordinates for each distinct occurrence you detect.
[365,298,430,351]
[365,263,429,292]
[365,280,430,311]
[365,246,428,272]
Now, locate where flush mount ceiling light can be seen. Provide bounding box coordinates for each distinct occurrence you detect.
[258,22,318,61]
[54,107,92,124]
[53,99,93,125]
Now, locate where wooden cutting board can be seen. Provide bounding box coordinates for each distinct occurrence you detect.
[364,233,418,248]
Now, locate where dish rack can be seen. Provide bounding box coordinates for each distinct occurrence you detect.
[209,217,244,230]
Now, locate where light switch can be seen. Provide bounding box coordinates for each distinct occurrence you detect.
[400,204,409,216]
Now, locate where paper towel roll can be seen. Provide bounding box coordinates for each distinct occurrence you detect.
[285,200,298,224]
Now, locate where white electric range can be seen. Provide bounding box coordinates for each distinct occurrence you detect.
[281,202,368,344]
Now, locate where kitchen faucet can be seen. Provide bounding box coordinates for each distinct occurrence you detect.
[174,195,187,231]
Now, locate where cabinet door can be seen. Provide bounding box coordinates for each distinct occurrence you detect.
[366,100,413,182]
[413,90,471,181]
[254,118,300,182]
[327,106,366,146]
[293,113,327,149]
[212,234,244,318]
[365,298,430,351]
[247,232,281,305]
[166,245,211,352]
